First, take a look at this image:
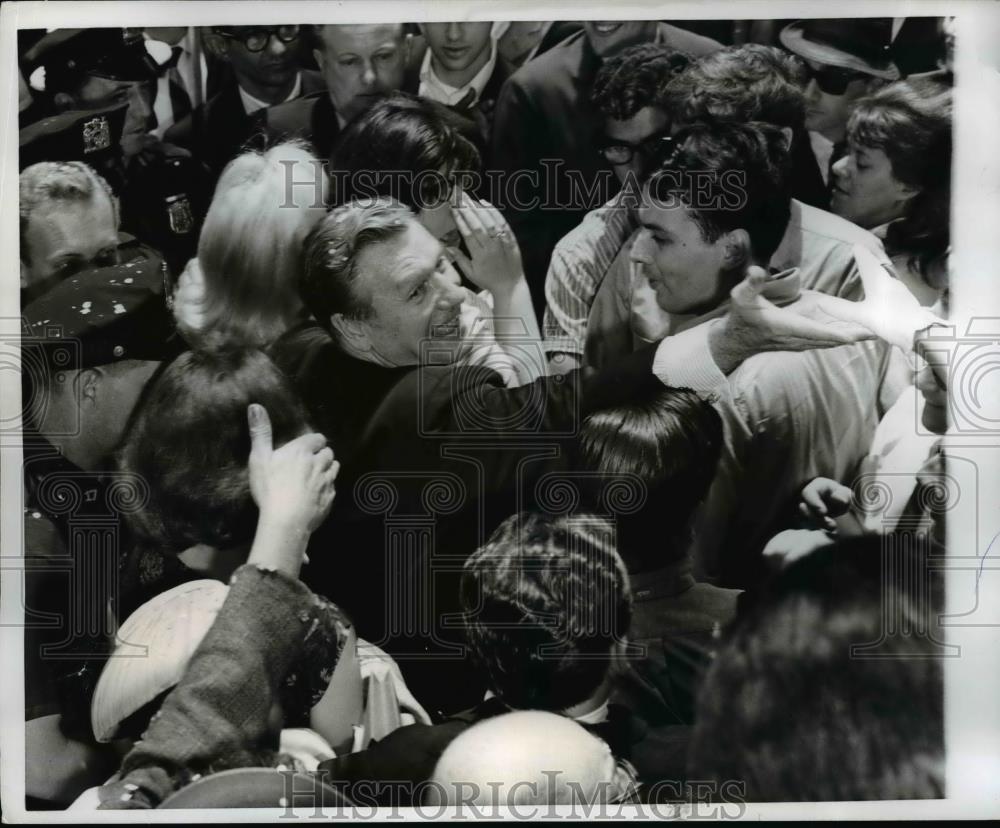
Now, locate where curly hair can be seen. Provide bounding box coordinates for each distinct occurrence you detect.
[576,388,723,572]
[591,43,691,122]
[460,512,632,711]
[645,121,792,264]
[118,348,311,555]
[847,77,952,281]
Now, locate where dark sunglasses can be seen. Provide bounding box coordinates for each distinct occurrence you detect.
[807,64,867,96]
[217,25,300,53]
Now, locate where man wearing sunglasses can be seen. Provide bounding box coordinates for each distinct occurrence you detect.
[779,19,899,188]
[165,26,324,179]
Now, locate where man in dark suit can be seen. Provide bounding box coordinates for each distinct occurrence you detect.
[268,196,876,715]
[165,25,325,178]
[490,21,722,318]
[263,23,423,164]
[416,22,514,146]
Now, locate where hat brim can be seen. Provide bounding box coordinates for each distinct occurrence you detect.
[780,21,899,81]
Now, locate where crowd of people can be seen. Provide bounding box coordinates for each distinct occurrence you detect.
[18,17,954,811]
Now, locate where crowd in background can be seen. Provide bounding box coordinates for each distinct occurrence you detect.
[18,17,954,810]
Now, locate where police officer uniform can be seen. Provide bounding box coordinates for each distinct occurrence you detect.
[21,255,185,806]
[20,28,210,276]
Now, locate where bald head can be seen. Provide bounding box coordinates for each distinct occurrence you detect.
[427,711,636,807]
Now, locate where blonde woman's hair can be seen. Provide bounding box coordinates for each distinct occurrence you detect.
[192,140,328,348]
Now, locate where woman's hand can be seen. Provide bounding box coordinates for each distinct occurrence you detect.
[799,476,853,531]
[247,404,339,535]
[448,196,524,298]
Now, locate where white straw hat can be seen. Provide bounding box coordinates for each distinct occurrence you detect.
[91,580,228,743]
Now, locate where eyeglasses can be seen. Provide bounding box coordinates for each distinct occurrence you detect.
[598,132,673,166]
[806,64,867,96]
[217,25,301,53]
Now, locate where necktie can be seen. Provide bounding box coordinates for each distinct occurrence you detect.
[164,47,193,124]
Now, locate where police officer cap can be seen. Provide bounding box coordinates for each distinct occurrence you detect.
[24,28,157,92]
[19,101,128,171]
[22,254,183,374]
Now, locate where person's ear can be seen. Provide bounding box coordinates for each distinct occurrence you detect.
[778,126,794,153]
[19,260,30,290]
[721,229,752,271]
[202,31,229,60]
[53,91,75,112]
[313,46,326,72]
[78,367,102,408]
[330,313,371,350]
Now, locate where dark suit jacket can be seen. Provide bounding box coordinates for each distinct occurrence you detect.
[264,39,425,164]
[165,69,325,179]
[268,323,663,715]
[490,25,722,317]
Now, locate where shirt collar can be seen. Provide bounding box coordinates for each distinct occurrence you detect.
[419,32,500,108]
[239,72,302,115]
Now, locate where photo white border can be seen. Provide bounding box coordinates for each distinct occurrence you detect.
[1,0,998,821]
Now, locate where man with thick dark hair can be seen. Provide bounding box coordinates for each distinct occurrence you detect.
[543,43,688,368]
[491,21,721,317]
[576,388,741,722]
[585,122,901,587]
[543,43,847,370]
[660,43,829,208]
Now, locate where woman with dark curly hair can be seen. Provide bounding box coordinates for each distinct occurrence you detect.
[830,77,952,307]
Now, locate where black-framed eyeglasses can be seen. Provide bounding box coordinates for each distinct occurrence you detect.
[217,25,301,53]
[598,132,673,166]
[807,64,867,96]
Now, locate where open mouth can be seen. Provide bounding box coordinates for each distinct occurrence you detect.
[592,22,623,35]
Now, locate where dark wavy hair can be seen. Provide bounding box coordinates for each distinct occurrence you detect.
[575,388,723,572]
[591,43,691,121]
[645,121,792,264]
[330,92,482,211]
[847,77,952,282]
[118,348,310,555]
[460,512,632,711]
[661,44,809,132]
[689,536,945,800]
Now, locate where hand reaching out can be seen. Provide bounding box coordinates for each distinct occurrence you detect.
[801,245,947,352]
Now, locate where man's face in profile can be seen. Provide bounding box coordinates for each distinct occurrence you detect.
[314,24,407,125]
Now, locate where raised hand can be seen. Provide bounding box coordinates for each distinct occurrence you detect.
[247,403,339,536]
[448,195,524,297]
